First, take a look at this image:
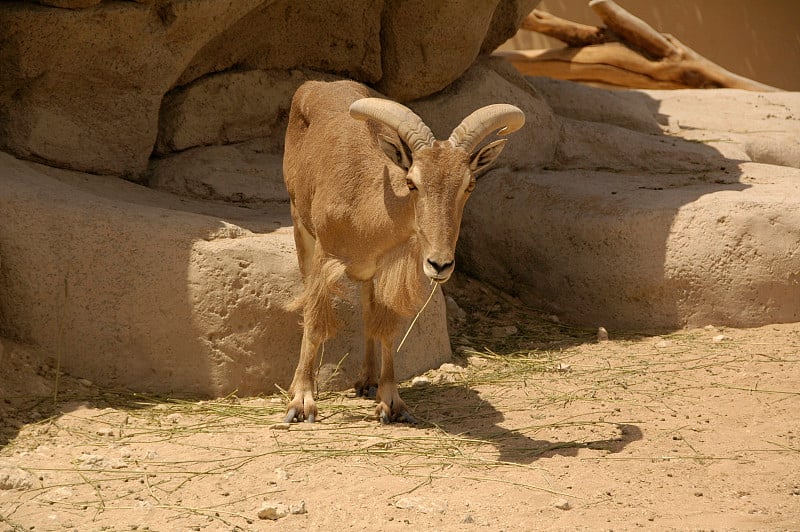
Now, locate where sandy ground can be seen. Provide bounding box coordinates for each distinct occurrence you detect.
[1,274,799,531]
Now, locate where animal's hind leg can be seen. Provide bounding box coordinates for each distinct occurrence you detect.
[354,281,378,398]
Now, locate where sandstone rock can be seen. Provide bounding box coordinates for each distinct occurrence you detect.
[148,141,288,205]
[0,340,53,402]
[553,116,725,173]
[0,463,34,490]
[0,152,450,396]
[255,499,306,519]
[177,1,383,89]
[412,376,432,387]
[438,363,466,374]
[433,363,466,384]
[289,501,307,515]
[155,70,327,156]
[526,76,662,134]
[462,162,800,329]
[481,0,542,54]
[458,84,800,330]
[149,68,342,203]
[0,0,265,176]
[467,355,490,368]
[554,498,572,510]
[257,501,288,520]
[410,57,559,171]
[379,0,540,101]
[646,89,800,169]
[1,1,533,176]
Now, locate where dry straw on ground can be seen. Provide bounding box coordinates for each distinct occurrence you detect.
[1,274,799,530]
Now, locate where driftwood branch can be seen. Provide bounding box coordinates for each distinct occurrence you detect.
[495,0,780,91]
[589,0,676,59]
[519,9,607,47]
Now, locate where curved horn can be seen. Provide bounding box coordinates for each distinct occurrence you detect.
[349,98,435,152]
[448,104,525,153]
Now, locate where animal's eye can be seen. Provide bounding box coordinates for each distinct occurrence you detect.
[465,180,476,193]
[406,178,417,191]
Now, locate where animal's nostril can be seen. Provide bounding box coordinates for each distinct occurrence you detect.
[427,258,454,273]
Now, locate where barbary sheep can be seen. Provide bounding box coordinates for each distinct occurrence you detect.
[282,80,524,423]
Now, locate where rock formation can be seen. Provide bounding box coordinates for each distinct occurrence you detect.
[1,0,798,396]
[1,0,534,177]
[0,0,535,394]
[459,78,800,329]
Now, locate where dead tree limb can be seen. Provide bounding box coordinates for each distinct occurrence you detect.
[495,0,780,91]
[519,9,607,47]
[589,0,676,59]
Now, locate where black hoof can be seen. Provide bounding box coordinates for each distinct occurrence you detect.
[283,408,298,423]
[377,409,416,425]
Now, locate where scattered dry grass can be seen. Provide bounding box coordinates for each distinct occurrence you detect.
[2,276,799,530]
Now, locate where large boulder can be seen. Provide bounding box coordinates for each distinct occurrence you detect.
[0,0,266,176]
[378,0,523,101]
[409,57,559,170]
[154,69,339,156]
[458,82,800,329]
[0,0,538,177]
[0,152,450,395]
[148,140,288,206]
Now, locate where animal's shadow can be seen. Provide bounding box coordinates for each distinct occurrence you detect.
[380,383,641,465]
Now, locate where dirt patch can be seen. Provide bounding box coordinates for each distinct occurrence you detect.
[1,274,799,530]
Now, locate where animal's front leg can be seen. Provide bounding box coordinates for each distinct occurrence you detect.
[284,331,321,423]
[375,339,416,424]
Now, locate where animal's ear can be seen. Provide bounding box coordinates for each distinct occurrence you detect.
[378,134,412,170]
[469,139,507,176]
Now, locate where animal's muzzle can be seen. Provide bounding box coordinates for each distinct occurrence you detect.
[424,257,454,282]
